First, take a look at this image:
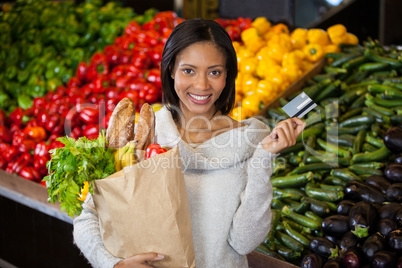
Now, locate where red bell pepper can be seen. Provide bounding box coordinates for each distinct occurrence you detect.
[67,76,81,88]
[9,107,26,127]
[18,139,36,154]
[77,62,88,83]
[0,125,12,143]
[0,155,6,170]
[33,155,49,176]
[82,124,99,140]
[69,126,83,140]
[104,45,121,67]
[19,166,41,182]
[146,68,162,88]
[124,21,141,36]
[34,141,50,159]
[45,114,61,133]
[49,139,64,150]
[145,143,168,159]
[131,52,152,69]
[118,50,133,65]
[2,145,18,162]
[12,152,32,174]
[23,126,47,142]
[87,52,109,81]
[79,107,99,124]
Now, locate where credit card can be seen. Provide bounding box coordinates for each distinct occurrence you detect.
[282,92,317,118]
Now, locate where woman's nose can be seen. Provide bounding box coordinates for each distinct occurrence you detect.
[193,74,209,90]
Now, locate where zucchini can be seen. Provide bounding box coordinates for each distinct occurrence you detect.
[305,156,351,166]
[338,115,376,128]
[348,165,383,176]
[331,53,361,68]
[326,124,369,135]
[330,168,362,182]
[256,244,285,261]
[352,145,391,163]
[366,94,402,108]
[315,80,341,103]
[283,221,310,247]
[316,138,351,158]
[281,206,321,230]
[364,48,402,68]
[305,183,344,202]
[275,231,304,252]
[339,107,363,122]
[322,176,347,187]
[352,129,367,154]
[271,172,314,188]
[305,211,323,223]
[301,196,331,217]
[358,62,390,72]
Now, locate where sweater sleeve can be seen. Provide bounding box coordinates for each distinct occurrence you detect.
[227,143,275,255]
[73,194,122,268]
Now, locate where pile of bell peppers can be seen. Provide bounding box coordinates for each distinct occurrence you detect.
[0,0,157,113]
[0,11,182,185]
[229,19,360,121]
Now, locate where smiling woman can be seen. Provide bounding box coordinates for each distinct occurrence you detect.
[73,18,305,268]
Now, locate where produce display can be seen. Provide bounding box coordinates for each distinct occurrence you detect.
[0,0,156,112]
[229,21,358,120]
[0,9,182,184]
[256,39,402,267]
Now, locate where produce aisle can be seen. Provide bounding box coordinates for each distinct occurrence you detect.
[0,0,401,267]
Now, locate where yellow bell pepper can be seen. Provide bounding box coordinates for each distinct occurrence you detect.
[77,181,89,202]
[241,73,259,95]
[307,28,330,46]
[230,106,252,121]
[256,57,279,79]
[241,27,265,53]
[290,28,308,49]
[263,30,276,42]
[242,93,264,115]
[323,44,341,54]
[268,33,292,52]
[255,80,278,103]
[265,43,289,64]
[235,72,245,94]
[346,33,359,45]
[282,52,303,69]
[271,23,289,35]
[252,17,271,35]
[327,24,348,45]
[281,65,302,84]
[239,57,258,75]
[303,43,324,62]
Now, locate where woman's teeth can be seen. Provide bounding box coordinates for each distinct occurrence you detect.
[189,93,210,100]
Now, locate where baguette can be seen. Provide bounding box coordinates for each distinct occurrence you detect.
[134,103,155,150]
[106,98,136,149]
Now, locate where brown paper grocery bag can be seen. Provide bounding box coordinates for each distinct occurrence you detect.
[93,147,196,268]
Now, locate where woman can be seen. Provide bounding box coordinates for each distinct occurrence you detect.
[73,18,305,268]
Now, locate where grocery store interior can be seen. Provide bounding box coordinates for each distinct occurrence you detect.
[1,0,402,267]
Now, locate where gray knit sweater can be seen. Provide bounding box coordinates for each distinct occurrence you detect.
[73,107,274,268]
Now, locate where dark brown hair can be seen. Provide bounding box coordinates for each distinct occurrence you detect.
[161,18,237,120]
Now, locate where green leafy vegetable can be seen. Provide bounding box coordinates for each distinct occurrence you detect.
[44,132,115,217]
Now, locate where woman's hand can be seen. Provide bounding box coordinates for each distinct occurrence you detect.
[261,118,306,154]
[114,252,165,268]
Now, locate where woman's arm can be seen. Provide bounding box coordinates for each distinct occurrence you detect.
[73,194,123,268]
[227,144,274,255]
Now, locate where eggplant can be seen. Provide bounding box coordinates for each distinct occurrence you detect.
[376,218,398,237]
[362,233,386,260]
[322,215,350,237]
[325,235,341,246]
[340,230,362,250]
[341,247,362,268]
[387,229,402,253]
[364,175,391,194]
[309,237,339,259]
[349,201,377,238]
[323,256,341,268]
[395,154,402,164]
[371,250,397,268]
[395,209,402,228]
[398,256,402,268]
[386,183,402,202]
[384,126,402,153]
[344,180,386,204]
[385,163,402,183]
[300,253,324,268]
[336,200,356,216]
[378,202,402,219]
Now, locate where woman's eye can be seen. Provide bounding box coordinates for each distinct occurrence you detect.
[210,70,222,76]
[182,69,194,74]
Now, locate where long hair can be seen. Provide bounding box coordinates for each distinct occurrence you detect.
[160,18,237,120]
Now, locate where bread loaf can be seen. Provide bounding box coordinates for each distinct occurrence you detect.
[134,103,155,150]
[106,98,136,149]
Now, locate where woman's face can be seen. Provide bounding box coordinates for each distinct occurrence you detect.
[172,42,227,119]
